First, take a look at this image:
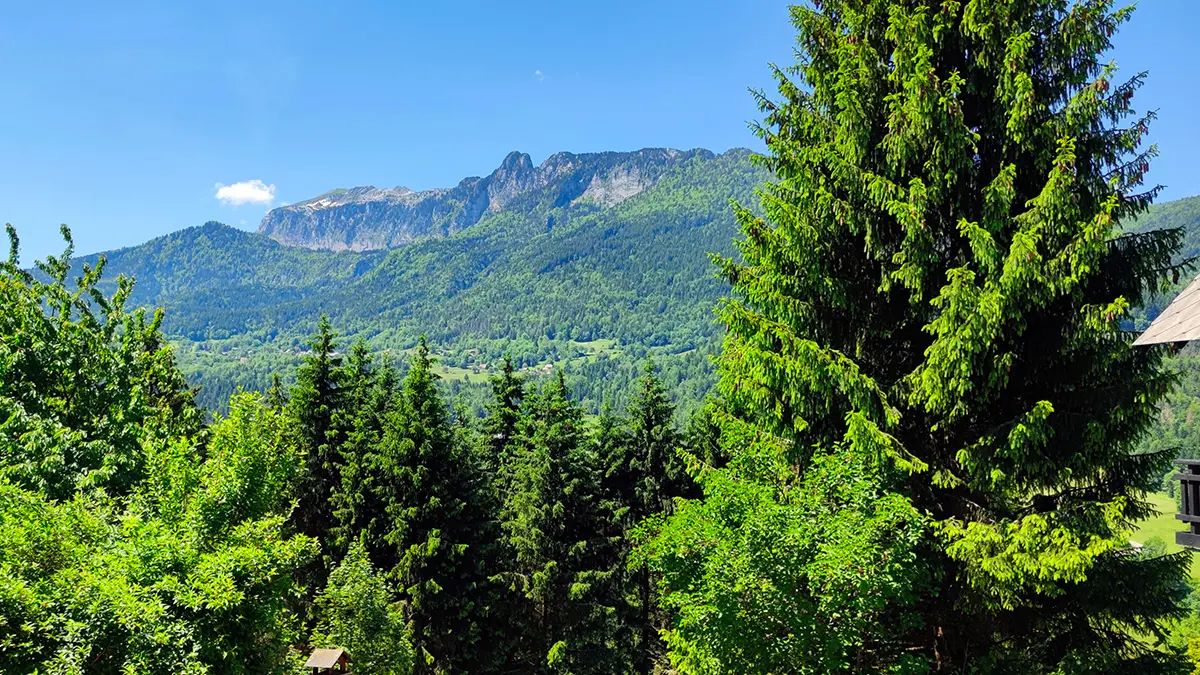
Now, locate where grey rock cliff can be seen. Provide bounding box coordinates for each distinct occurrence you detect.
[258,148,712,251]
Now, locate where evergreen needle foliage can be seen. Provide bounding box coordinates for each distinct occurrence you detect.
[643,1,1194,673]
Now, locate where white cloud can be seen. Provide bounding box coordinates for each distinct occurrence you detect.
[215,179,276,206]
[535,69,544,81]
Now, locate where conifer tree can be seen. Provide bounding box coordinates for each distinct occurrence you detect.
[376,338,495,674]
[501,373,623,674]
[477,357,532,670]
[331,340,397,557]
[604,363,689,673]
[289,315,346,583]
[680,397,728,471]
[482,357,526,483]
[625,362,690,516]
[267,372,288,410]
[645,1,1191,673]
[592,404,638,671]
[342,339,377,410]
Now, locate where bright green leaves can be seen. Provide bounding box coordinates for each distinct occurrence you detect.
[0,395,318,675]
[0,230,315,674]
[640,414,929,675]
[189,394,302,546]
[0,227,200,501]
[312,540,413,675]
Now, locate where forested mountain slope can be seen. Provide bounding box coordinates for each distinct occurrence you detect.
[1126,195,1200,459]
[78,223,384,340]
[1128,195,1200,326]
[75,148,765,412]
[74,146,1200,421]
[1131,195,1200,261]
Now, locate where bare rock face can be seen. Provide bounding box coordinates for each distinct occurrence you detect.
[258,148,712,251]
[578,164,652,207]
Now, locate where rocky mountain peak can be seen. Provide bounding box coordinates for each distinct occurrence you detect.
[258,147,715,251]
[499,151,534,172]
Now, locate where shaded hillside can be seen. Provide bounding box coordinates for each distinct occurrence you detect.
[1127,195,1200,327]
[1130,195,1200,261]
[72,223,384,340]
[1119,195,1200,459]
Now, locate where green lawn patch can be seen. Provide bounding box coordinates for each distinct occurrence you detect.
[1132,492,1199,579]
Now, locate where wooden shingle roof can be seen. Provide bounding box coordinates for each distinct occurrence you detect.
[305,648,347,669]
[1135,274,1200,346]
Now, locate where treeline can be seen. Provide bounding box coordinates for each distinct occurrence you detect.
[0,228,712,674]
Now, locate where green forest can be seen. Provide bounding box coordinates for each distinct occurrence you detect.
[8,1,1200,674]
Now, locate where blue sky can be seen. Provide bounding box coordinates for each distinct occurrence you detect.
[1,1,1197,261]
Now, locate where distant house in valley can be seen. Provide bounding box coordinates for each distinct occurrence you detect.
[305,648,350,673]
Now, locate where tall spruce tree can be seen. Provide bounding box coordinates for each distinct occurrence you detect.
[592,404,638,671]
[376,338,495,674]
[289,315,346,585]
[483,357,526,483]
[644,1,1191,673]
[680,397,729,471]
[331,340,397,557]
[267,372,288,410]
[501,373,624,674]
[601,363,690,673]
[478,358,532,671]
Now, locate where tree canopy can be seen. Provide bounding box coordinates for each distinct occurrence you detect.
[644,1,1194,673]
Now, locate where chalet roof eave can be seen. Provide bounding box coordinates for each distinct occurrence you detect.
[1134,272,1200,347]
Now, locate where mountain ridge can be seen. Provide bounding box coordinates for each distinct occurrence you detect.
[257,147,730,251]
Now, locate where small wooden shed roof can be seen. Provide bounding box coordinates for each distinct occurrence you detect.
[1134,273,1200,346]
[305,648,347,669]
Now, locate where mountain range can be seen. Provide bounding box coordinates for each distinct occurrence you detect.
[59,148,1200,415]
[71,147,765,412]
[260,148,712,251]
